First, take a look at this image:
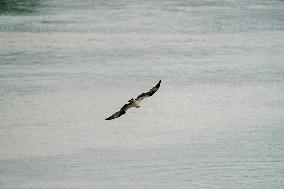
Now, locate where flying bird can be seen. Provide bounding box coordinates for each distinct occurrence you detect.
[105,80,161,120]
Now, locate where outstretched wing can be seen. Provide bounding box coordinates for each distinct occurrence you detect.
[136,80,161,102]
[105,102,133,120]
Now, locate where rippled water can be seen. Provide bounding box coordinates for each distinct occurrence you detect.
[0,0,284,188]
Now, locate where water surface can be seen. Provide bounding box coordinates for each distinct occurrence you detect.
[0,0,284,188]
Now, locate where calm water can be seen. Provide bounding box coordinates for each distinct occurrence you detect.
[0,0,284,188]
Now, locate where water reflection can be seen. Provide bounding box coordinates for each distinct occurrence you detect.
[0,0,41,15]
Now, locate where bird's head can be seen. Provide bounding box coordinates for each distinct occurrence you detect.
[128,98,134,103]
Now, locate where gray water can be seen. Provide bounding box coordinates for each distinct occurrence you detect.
[0,0,284,188]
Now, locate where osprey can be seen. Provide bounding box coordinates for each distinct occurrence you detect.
[105,80,161,120]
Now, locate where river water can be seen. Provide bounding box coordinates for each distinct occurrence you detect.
[0,0,284,188]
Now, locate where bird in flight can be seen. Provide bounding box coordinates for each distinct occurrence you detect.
[105,80,161,120]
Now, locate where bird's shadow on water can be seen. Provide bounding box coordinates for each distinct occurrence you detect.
[0,0,41,15]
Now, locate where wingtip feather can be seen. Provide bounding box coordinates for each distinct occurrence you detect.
[105,117,112,120]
